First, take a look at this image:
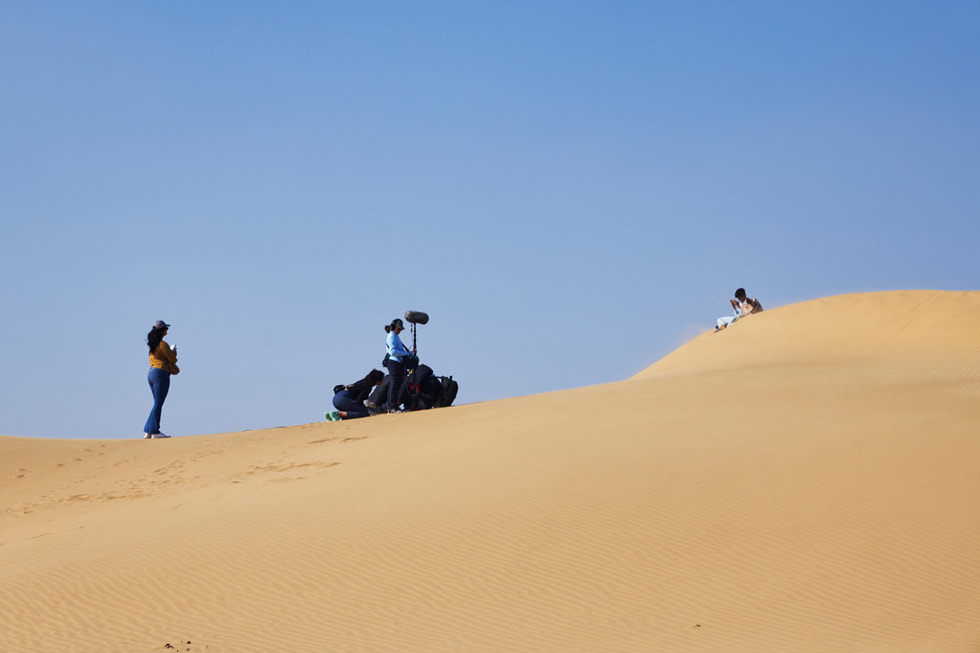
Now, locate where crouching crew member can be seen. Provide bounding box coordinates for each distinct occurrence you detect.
[326,369,385,421]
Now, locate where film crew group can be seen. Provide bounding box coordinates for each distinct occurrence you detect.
[326,318,415,421]
[326,313,458,421]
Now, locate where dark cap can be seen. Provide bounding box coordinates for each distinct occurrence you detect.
[390,318,405,330]
[152,320,171,330]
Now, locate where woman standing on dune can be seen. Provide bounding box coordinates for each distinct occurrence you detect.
[384,318,414,413]
[144,320,179,439]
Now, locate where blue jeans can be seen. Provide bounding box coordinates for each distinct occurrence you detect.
[333,390,370,419]
[144,367,171,434]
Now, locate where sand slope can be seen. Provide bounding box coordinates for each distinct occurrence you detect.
[2,290,979,652]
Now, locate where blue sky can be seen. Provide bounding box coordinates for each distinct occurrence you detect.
[2,1,978,439]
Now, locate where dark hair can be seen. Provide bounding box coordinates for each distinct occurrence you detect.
[147,326,166,354]
[384,318,405,333]
[734,288,747,300]
[364,369,385,385]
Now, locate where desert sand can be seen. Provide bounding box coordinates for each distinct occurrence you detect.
[2,290,979,652]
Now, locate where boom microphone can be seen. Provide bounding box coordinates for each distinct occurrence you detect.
[404,310,429,325]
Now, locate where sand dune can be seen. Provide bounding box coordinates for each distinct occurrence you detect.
[2,290,979,652]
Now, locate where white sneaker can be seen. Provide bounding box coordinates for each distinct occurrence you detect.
[150,432,171,439]
[144,433,151,439]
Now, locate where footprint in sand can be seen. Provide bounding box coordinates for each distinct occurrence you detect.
[159,640,201,651]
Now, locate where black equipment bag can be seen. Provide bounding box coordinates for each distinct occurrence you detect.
[434,376,458,407]
[402,354,419,373]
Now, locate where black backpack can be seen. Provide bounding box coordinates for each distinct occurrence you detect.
[434,376,458,408]
[403,365,458,410]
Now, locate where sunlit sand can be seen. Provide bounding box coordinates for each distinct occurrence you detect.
[2,290,978,652]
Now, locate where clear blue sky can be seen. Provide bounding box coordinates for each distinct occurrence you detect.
[2,2,978,439]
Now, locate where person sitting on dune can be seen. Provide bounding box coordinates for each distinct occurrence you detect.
[715,288,763,331]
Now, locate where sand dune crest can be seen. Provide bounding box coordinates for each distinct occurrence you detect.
[639,290,980,377]
[2,291,979,652]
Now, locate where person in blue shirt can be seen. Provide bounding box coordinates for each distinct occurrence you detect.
[384,318,415,412]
